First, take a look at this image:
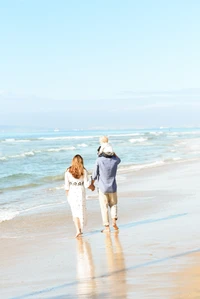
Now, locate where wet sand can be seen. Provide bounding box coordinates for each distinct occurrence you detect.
[0,160,200,298]
[173,252,200,299]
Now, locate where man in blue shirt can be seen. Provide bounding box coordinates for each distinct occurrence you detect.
[91,145,121,232]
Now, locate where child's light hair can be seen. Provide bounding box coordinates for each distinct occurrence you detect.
[99,136,108,144]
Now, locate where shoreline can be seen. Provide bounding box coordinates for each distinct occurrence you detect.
[1,155,199,195]
[1,157,200,225]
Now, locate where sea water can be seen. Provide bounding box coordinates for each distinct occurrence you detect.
[1,127,200,222]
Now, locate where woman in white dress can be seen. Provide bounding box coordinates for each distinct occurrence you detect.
[65,155,94,238]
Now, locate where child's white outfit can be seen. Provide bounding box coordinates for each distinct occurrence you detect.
[99,142,114,155]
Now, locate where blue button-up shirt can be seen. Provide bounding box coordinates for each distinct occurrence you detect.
[92,156,121,193]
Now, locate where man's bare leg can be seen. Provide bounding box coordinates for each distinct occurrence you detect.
[112,218,119,230]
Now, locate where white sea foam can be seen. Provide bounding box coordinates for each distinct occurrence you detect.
[119,160,165,172]
[118,157,194,174]
[21,201,66,214]
[10,151,35,158]
[133,160,165,170]
[164,157,182,162]
[15,140,31,143]
[168,131,200,136]
[109,133,142,137]
[24,151,35,156]
[0,210,19,223]
[0,157,7,161]
[47,146,76,152]
[3,146,76,160]
[78,143,88,147]
[173,157,182,161]
[174,138,200,152]
[38,135,98,141]
[38,133,146,140]
[48,185,64,191]
[0,201,67,223]
[149,131,164,136]
[4,138,16,142]
[129,137,148,143]
[2,138,31,143]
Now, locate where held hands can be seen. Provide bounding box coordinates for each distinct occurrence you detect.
[88,184,95,191]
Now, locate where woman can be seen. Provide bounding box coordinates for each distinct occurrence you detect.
[65,155,94,238]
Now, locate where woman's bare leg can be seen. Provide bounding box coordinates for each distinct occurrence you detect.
[101,225,110,233]
[73,217,82,237]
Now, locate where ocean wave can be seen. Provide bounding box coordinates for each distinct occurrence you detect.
[174,138,200,150]
[0,157,7,161]
[48,185,64,191]
[119,160,165,172]
[0,183,40,193]
[167,131,200,137]
[41,174,64,183]
[38,135,99,141]
[1,138,31,143]
[0,173,64,193]
[3,138,16,142]
[108,133,142,137]
[47,146,76,152]
[149,131,164,136]
[0,201,67,223]
[0,135,98,143]
[1,146,77,161]
[10,151,35,158]
[78,143,88,147]
[1,173,33,181]
[20,201,66,214]
[164,157,182,162]
[0,210,19,223]
[0,153,35,161]
[129,137,148,143]
[118,157,197,173]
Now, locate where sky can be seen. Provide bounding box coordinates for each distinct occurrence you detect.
[0,0,200,129]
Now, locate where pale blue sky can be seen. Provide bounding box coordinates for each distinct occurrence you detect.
[0,0,200,129]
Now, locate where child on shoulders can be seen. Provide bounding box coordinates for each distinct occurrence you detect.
[97,136,115,157]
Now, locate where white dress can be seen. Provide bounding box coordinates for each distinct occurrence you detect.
[65,169,91,229]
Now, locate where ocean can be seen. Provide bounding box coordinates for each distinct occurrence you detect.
[1,127,200,223]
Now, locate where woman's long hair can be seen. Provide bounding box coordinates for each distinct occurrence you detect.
[68,154,84,179]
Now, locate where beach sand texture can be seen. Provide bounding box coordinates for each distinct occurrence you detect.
[0,160,200,299]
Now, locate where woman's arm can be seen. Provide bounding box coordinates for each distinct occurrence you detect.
[64,171,70,195]
[83,169,91,188]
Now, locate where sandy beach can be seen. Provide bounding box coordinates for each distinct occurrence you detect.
[1,159,200,299]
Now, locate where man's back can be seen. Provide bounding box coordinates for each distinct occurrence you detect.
[92,155,121,193]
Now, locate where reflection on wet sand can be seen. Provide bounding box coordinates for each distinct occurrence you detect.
[76,238,96,298]
[75,233,127,299]
[104,232,127,298]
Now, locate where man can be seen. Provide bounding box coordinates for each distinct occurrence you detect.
[91,144,121,233]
